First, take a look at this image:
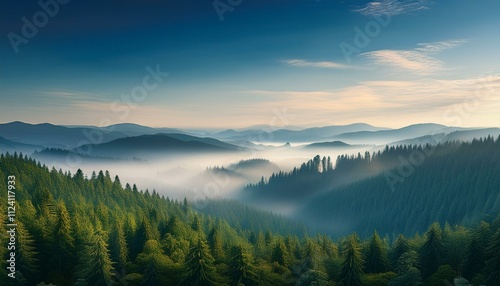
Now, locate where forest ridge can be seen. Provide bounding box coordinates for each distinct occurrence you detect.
[0,143,499,285]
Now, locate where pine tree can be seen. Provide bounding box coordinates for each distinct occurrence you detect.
[227,245,257,285]
[339,234,364,286]
[207,225,225,262]
[485,228,500,286]
[191,215,203,232]
[109,221,128,274]
[77,229,114,286]
[180,239,221,286]
[14,222,38,285]
[299,239,320,272]
[463,237,484,280]
[131,217,152,260]
[365,230,388,273]
[271,241,290,268]
[391,234,410,267]
[136,240,174,286]
[389,251,421,286]
[419,223,446,278]
[49,200,75,284]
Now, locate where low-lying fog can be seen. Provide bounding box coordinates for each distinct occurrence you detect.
[40,143,374,214]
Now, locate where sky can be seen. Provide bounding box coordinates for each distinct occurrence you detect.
[1,0,499,129]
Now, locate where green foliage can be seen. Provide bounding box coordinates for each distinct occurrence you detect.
[0,152,499,285]
[259,138,500,237]
[362,272,396,286]
[77,229,114,286]
[485,228,500,286]
[180,238,222,286]
[364,231,388,273]
[339,234,364,286]
[389,251,421,286]
[15,221,38,285]
[271,241,291,268]
[419,223,446,278]
[390,234,410,267]
[109,220,128,273]
[227,245,257,285]
[427,264,456,286]
[135,240,178,285]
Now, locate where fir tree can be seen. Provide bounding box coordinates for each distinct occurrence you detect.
[485,228,500,286]
[419,223,446,278]
[391,234,410,267]
[227,245,257,285]
[271,241,291,268]
[180,239,221,286]
[365,230,388,273]
[77,229,114,286]
[49,200,75,284]
[339,234,364,286]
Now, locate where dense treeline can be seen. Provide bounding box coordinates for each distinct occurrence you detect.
[301,136,500,237]
[0,153,499,285]
[248,136,500,237]
[196,199,307,237]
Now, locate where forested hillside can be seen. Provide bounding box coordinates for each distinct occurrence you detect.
[300,136,500,237]
[247,136,500,238]
[0,153,499,285]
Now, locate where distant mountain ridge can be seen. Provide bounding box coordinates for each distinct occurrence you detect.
[0,136,43,154]
[75,133,242,158]
[0,121,129,148]
[212,123,389,142]
[1,122,498,154]
[304,140,353,148]
[332,123,466,145]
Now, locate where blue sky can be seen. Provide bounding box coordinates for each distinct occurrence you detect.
[1,0,499,129]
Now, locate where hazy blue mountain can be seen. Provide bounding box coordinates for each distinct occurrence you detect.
[224,140,274,150]
[385,128,500,147]
[0,136,43,154]
[214,129,261,139]
[228,158,281,182]
[75,133,243,158]
[101,123,182,136]
[0,121,128,148]
[304,140,352,148]
[332,123,464,145]
[444,128,500,142]
[228,158,280,171]
[213,123,389,142]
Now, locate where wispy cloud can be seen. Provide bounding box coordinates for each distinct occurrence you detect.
[355,0,429,16]
[415,40,466,53]
[240,75,500,127]
[282,59,351,69]
[246,90,333,97]
[38,90,108,102]
[362,40,466,75]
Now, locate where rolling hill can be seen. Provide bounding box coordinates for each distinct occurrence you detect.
[213,123,389,142]
[75,133,243,158]
[332,123,464,145]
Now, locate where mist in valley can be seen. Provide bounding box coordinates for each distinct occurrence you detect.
[36,143,374,206]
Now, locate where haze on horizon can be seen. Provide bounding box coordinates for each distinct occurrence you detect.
[1,0,499,129]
